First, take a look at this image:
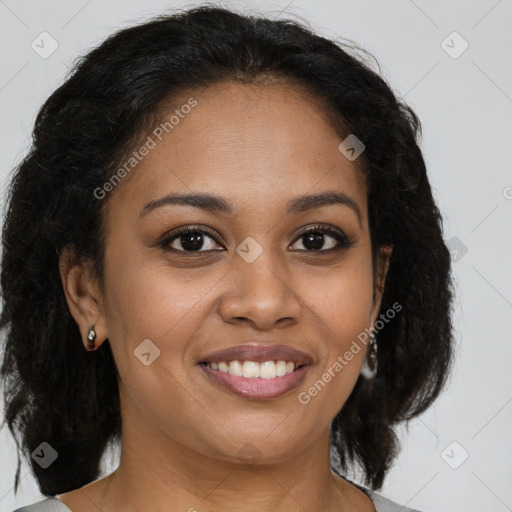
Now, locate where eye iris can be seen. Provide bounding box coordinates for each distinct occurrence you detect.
[180,232,204,251]
[304,231,324,250]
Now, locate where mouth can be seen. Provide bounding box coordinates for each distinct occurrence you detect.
[197,344,313,400]
[198,361,311,400]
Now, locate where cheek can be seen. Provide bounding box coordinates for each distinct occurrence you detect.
[101,245,222,370]
[311,252,375,339]
[101,248,225,440]
[298,253,374,408]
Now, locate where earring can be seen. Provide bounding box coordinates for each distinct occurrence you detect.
[360,334,377,380]
[87,325,97,351]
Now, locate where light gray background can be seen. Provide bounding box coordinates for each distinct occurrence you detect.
[0,1,511,511]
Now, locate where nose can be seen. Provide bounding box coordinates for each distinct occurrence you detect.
[217,249,303,330]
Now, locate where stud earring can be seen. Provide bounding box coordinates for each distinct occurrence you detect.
[87,325,97,351]
[360,334,377,380]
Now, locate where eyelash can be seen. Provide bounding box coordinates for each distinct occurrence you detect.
[159,224,355,255]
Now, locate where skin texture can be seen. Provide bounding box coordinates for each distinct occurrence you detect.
[59,81,391,512]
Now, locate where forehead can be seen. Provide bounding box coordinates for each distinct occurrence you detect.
[107,80,367,222]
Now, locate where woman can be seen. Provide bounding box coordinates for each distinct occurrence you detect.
[0,5,454,512]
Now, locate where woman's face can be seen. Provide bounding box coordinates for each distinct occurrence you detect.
[94,81,388,464]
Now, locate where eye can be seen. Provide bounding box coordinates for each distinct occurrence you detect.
[159,223,354,254]
[160,225,224,253]
[290,224,354,252]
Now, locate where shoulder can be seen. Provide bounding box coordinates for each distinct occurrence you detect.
[333,470,422,512]
[367,489,422,512]
[12,498,72,512]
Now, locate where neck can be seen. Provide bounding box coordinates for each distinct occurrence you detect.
[87,416,361,512]
[68,384,374,512]
[107,430,347,512]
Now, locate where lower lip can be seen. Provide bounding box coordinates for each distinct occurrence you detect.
[199,363,311,400]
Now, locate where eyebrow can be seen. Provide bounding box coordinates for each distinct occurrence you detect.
[140,190,362,224]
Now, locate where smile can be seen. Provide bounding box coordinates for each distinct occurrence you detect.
[199,360,311,400]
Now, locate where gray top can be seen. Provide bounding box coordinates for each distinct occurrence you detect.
[13,490,421,511]
[13,499,69,512]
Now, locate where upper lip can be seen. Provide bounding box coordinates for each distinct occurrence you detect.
[198,343,314,365]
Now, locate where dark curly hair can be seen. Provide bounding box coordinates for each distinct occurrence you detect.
[0,4,454,497]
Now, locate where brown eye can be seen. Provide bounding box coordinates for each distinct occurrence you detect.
[160,226,224,253]
[290,225,354,252]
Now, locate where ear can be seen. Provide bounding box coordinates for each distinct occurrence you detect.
[369,245,393,326]
[59,245,107,351]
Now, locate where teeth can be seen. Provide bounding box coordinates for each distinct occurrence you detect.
[207,360,300,378]
[259,361,276,379]
[242,361,259,378]
[228,360,243,377]
[276,360,287,377]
